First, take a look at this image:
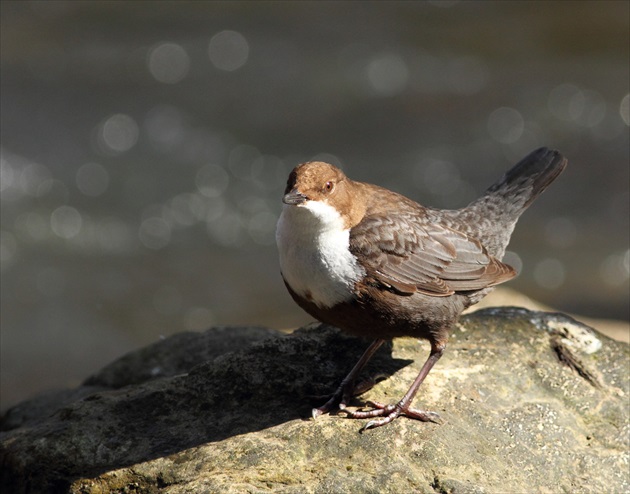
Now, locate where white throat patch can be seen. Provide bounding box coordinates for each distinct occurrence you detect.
[276,200,365,308]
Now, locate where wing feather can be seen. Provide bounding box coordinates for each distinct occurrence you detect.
[350,212,516,296]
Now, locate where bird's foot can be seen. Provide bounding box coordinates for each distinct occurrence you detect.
[312,374,387,419]
[342,400,442,431]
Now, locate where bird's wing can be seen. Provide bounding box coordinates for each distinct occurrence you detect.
[349,212,516,296]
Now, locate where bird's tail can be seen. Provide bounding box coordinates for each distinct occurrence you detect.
[479,147,567,211]
[458,147,567,259]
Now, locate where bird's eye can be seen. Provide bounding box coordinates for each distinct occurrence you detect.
[323,181,334,193]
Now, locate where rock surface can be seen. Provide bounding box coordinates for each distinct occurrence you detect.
[1,308,628,493]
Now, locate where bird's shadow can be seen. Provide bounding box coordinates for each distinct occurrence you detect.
[1,325,412,489]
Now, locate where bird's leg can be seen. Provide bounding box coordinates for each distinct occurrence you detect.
[344,340,445,431]
[312,338,385,419]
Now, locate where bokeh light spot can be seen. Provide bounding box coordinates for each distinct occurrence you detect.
[166,193,204,227]
[620,94,630,126]
[367,53,409,96]
[533,258,566,290]
[487,107,524,144]
[599,250,630,287]
[208,30,249,71]
[97,113,139,155]
[50,206,83,239]
[17,162,52,197]
[147,42,190,84]
[548,83,585,122]
[502,250,523,275]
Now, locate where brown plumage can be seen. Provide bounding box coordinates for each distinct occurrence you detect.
[276,147,567,430]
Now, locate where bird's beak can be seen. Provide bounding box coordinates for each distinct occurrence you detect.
[282,188,308,205]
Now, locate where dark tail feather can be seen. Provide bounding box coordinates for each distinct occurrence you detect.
[459,147,567,259]
[481,147,568,211]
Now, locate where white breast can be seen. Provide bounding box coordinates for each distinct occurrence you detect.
[276,201,365,308]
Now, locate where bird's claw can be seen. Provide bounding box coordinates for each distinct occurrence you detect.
[345,401,442,430]
[313,372,392,421]
[312,392,350,419]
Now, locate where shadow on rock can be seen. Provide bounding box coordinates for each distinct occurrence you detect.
[0,325,409,492]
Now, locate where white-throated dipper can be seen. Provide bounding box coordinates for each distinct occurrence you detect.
[276,147,567,430]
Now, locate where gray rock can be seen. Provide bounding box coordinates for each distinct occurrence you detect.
[0,326,278,432]
[84,325,280,389]
[1,308,628,493]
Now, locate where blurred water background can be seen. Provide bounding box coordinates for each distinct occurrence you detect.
[1,1,628,410]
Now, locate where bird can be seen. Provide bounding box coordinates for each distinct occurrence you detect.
[276,147,567,431]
